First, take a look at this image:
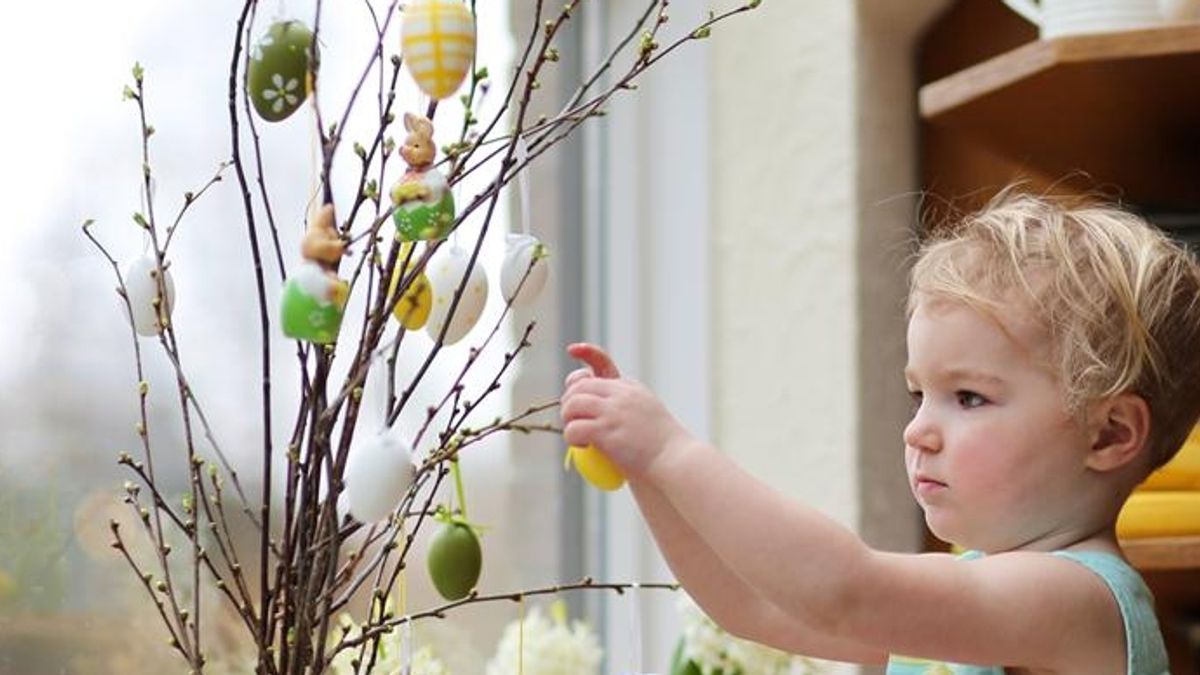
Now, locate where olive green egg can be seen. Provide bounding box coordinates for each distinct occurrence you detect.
[247,20,314,122]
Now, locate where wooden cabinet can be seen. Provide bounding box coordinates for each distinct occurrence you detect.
[919,2,1200,671]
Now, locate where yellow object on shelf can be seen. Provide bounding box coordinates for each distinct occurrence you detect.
[1117,491,1200,539]
[1138,426,1200,490]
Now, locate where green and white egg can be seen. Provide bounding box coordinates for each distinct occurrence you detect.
[247,20,314,122]
[425,245,487,345]
[125,254,175,337]
[392,169,455,242]
[280,261,348,344]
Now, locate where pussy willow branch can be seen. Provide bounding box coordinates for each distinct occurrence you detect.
[227,2,283,670]
[162,162,230,254]
[83,222,197,664]
[336,579,681,652]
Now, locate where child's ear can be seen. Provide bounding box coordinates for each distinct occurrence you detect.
[1086,393,1151,472]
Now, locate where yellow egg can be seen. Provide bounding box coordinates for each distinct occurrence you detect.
[566,445,625,491]
[389,262,433,330]
[401,0,476,100]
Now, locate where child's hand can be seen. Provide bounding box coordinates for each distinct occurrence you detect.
[561,343,690,479]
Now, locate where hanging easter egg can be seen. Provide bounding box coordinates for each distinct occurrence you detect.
[247,20,314,122]
[425,245,488,345]
[426,519,482,601]
[499,233,549,309]
[389,261,434,330]
[344,429,416,524]
[391,170,455,242]
[125,254,176,337]
[401,0,476,100]
[566,444,626,491]
[280,261,349,344]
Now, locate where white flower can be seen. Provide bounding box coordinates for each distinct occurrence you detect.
[486,601,603,675]
[252,32,275,62]
[676,594,826,675]
[262,72,301,112]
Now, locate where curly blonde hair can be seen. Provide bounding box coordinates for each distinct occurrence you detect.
[910,191,1200,469]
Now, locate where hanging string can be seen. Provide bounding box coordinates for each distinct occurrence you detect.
[627,582,643,675]
[517,594,525,675]
[450,178,464,249]
[140,177,156,255]
[307,83,323,220]
[450,458,468,520]
[513,134,532,236]
[398,534,413,667]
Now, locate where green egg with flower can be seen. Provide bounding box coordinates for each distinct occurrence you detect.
[247,20,314,122]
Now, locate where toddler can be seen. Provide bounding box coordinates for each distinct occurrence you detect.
[560,192,1200,674]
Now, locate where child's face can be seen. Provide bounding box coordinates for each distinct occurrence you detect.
[903,298,1094,553]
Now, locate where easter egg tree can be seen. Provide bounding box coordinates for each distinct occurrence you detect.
[82,1,761,672]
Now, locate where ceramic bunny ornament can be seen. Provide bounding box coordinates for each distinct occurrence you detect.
[390,113,455,242]
[280,203,351,344]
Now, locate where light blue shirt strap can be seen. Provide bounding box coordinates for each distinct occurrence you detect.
[1051,550,1170,675]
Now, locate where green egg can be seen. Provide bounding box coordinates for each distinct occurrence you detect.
[247,20,314,122]
[426,520,482,601]
[394,190,456,242]
[280,264,347,344]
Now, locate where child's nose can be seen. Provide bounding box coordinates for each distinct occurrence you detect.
[903,405,941,453]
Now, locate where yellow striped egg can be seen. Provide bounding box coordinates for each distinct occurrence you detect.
[401,0,476,100]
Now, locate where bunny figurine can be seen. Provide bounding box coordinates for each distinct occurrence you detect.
[281,203,350,344]
[390,113,456,241]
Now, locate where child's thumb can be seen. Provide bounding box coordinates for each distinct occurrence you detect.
[567,343,621,379]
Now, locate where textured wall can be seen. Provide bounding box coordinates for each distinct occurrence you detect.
[711,1,862,526]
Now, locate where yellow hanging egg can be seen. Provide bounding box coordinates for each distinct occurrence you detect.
[566,445,626,491]
[401,0,476,100]
[388,260,433,330]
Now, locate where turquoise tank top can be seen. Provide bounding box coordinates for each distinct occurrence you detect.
[885,550,1169,674]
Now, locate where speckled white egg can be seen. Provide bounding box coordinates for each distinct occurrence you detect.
[425,245,488,345]
[343,429,416,524]
[499,233,549,309]
[125,255,176,337]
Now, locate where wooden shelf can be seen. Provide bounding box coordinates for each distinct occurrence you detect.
[1121,535,1200,571]
[919,24,1200,210]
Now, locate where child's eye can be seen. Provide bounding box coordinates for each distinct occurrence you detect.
[907,389,923,412]
[956,390,987,408]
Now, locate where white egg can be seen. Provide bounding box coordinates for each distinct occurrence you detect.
[499,233,549,309]
[343,429,416,524]
[125,254,176,337]
[425,245,489,345]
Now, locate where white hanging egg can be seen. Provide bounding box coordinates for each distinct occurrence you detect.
[343,429,416,524]
[425,245,488,345]
[125,255,176,337]
[400,0,477,100]
[499,233,549,309]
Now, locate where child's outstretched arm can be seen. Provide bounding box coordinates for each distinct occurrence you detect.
[561,344,1126,672]
[563,344,885,664]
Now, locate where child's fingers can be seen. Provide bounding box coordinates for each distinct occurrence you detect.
[560,391,605,424]
[563,366,594,390]
[562,418,604,449]
[567,343,621,379]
